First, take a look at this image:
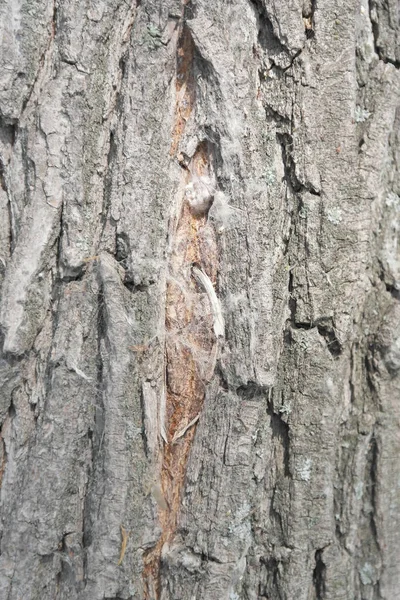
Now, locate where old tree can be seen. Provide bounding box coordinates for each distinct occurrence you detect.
[0,0,399,598]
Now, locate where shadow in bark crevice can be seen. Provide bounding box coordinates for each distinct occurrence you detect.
[267,395,290,479]
[316,320,342,358]
[249,0,291,58]
[313,548,327,599]
[368,0,400,69]
[277,132,321,196]
[259,556,284,600]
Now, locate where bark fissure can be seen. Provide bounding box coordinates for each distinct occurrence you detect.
[356,433,382,598]
[143,8,222,596]
[313,549,327,600]
[368,0,400,68]
[267,400,291,479]
[277,132,321,196]
[0,156,12,256]
[249,0,292,58]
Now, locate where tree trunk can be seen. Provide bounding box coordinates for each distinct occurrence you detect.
[0,0,399,598]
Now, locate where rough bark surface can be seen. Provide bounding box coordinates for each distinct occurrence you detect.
[0,0,399,599]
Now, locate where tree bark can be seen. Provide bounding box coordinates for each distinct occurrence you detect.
[0,0,399,598]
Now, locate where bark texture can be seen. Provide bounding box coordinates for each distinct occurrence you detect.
[0,0,399,599]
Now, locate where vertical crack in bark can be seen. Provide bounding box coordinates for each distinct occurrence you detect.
[0,123,17,258]
[288,270,296,326]
[259,556,285,600]
[366,434,382,589]
[267,399,290,479]
[349,343,357,405]
[302,0,316,39]
[143,11,220,598]
[55,198,65,279]
[248,0,290,57]
[356,432,382,597]
[368,436,380,554]
[100,129,117,253]
[313,549,327,599]
[0,157,11,258]
[277,132,320,196]
[169,24,195,157]
[81,279,106,586]
[0,432,7,490]
[81,428,94,583]
[0,400,15,496]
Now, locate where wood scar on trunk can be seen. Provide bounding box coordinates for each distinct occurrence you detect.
[143,13,223,599]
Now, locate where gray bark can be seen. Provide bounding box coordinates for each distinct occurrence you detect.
[0,0,399,598]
